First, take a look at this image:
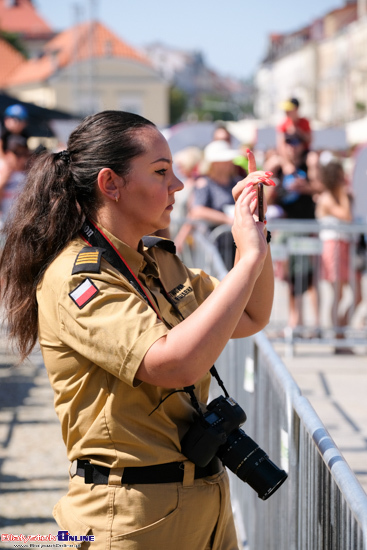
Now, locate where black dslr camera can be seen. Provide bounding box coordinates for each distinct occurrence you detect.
[181,395,287,500]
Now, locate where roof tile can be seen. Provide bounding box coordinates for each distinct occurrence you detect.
[5,20,152,86]
[0,0,52,36]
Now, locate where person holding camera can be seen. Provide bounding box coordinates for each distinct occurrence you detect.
[0,111,276,550]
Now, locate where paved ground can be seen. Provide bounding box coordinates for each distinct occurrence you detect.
[268,276,367,495]
[272,341,367,495]
[0,333,69,548]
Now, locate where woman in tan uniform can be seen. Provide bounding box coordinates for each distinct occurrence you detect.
[0,111,276,549]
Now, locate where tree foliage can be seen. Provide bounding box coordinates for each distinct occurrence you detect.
[169,86,188,124]
[0,29,28,58]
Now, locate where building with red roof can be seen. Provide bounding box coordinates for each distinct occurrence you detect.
[0,2,169,126]
[0,0,55,57]
[0,0,51,35]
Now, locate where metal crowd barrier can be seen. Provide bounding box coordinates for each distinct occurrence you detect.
[201,219,367,356]
[183,229,367,550]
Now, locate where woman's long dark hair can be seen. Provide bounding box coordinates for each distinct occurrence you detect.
[0,110,155,361]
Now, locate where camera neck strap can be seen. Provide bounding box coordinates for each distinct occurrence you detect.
[80,218,163,320]
[184,366,230,419]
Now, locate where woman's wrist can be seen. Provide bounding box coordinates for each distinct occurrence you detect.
[234,229,271,249]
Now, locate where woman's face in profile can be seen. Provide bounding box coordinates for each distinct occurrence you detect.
[116,127,184,236]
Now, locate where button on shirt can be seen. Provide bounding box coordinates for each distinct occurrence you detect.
[37,224,219,468]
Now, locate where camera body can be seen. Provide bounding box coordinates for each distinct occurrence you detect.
[181,395,287,500]
[181,395,246,468]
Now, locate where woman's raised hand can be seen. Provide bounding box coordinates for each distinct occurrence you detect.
[231,183,268,263]
[232,149,275,203]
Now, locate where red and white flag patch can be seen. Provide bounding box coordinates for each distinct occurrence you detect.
[69,278,99,309]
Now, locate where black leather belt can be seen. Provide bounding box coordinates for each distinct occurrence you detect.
[76,458,222,485]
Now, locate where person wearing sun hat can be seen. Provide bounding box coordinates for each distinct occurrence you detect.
[187,139,245,268]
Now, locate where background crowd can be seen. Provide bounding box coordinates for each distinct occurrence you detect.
[166,99,367,350]
[1,100,366,353]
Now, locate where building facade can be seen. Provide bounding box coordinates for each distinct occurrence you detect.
[254,0,367,139]
[0,3,169,126]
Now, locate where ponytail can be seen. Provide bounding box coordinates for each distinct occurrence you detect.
[0,110,155,361]
[0,150,88,361]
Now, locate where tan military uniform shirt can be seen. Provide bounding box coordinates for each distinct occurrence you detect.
[37,223,219,469]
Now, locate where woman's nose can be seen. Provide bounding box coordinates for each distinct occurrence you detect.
[171,175,184,193]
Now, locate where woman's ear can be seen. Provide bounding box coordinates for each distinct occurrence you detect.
[97,168,121,202]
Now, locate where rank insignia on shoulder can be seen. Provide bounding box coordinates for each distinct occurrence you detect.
[69,278,99,309]
[72,246,104,275]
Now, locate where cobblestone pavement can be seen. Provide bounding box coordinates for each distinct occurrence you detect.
[0,331,69,549]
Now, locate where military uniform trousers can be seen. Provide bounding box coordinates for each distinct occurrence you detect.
[53,461,239,550]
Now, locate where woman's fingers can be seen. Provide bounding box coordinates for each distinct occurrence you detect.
[233,185,267,257]
[244,175,275,189]
[236,176,269,222]
[235,185,257,220]
[232,171,275,202]
[246,148,275,184]
[246,148,257,174]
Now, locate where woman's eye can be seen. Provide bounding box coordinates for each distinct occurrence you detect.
[156,169,167,175]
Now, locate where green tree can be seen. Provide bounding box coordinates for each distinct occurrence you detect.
[169,86,188,124]
[0,30,28,58]
[189,94,254,121]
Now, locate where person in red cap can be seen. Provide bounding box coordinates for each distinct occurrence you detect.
[277,98,311,171]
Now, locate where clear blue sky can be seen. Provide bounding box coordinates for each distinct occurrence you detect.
[34,0,346,79]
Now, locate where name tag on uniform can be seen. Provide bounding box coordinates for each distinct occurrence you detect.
[69,278,99,309]
[168,283,193,303]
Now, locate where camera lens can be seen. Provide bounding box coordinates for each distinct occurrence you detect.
[216,429,288,500]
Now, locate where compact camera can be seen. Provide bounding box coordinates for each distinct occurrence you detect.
[181,395,287,500]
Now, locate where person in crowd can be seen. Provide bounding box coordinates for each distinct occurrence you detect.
[213,123,248,178]
[265,135,315,220]
[0,104,29,157]
[264,140,319,331]
[277,98,311,170]
[0,110,275,550]
[316,160,362,352]
[188,139,268,269]
[305,150,325,201]
[212,124,232,144]
[171,145,202,251]
[0,134,30,224]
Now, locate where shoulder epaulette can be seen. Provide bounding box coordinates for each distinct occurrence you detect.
[142,236,176,254]
[72,246,105,275]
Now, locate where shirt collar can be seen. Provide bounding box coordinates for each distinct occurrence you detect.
[92,221,159,278]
